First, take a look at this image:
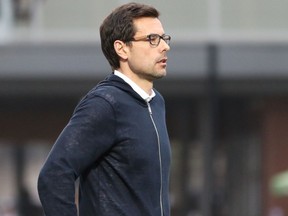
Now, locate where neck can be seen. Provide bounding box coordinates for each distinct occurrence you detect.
[117,69,153,95]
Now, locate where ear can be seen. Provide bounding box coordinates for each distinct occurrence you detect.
[114,40,129,60]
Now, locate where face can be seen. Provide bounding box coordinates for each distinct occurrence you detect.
[126,17,170,82]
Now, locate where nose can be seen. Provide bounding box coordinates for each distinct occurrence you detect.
[160,39,170,52]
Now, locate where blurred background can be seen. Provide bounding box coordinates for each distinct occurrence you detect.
[1,0,288,215]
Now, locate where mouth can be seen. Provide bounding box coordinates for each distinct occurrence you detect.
[157,57,168,64]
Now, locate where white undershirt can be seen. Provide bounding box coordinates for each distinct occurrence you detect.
[114,70,155,102]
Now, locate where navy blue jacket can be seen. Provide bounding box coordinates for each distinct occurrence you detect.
[38,74,171,216]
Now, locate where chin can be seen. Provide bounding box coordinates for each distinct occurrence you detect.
[160,69,167,77]
[154,72,166,80]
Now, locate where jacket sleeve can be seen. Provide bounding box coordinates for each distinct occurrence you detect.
[37,94,116,216]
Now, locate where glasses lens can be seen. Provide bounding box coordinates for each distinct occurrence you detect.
[148,34,160,46]
[146,34,171,46]
[163,35,171,45]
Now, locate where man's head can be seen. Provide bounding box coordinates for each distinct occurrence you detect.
[100,3,160,70]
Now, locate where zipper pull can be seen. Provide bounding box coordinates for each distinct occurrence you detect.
[147,102,152,115]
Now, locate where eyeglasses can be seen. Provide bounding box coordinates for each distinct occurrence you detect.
[130,34,171,47]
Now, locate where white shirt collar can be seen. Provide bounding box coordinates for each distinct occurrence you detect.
[114,70,155,102]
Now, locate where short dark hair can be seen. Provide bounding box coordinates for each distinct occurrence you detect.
[100,2,160,70]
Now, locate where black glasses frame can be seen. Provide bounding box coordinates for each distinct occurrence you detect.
[131,34,171,47]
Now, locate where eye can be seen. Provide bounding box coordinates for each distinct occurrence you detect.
[148,34,159,43]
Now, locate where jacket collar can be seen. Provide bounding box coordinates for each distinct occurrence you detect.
[113,70,155,102]
[98,74,153,105]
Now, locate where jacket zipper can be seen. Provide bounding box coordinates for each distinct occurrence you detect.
[147,102,164,216]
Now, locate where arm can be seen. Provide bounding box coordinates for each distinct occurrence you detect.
[38,95,116,216]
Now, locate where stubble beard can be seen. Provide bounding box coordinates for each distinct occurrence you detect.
[136,69,166,82]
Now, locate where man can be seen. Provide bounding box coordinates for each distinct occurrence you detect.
[38,2,171,216]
